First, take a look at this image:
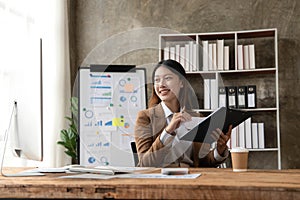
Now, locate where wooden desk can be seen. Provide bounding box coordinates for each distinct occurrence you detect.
[0,168,300,199]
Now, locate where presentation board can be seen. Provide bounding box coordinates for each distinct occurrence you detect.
[78,65,147,167]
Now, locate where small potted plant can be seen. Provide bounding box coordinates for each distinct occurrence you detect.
[57,97,78,164]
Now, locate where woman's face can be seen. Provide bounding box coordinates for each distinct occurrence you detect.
[154,66,183,103]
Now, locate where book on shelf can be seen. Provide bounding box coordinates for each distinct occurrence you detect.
[237,45,244,70]
[212,43,217,71]
[164,41,257,73]
[198,43,203,71]
[184,43,190,71]
[203,78,218,110]
[224,46,230,70]
[230,127,238,148]
[210,79,218,109]
[175,44,180,63]
[247,85,257,108]
[202,40,209,71]
[204,79,211,109]
[215,85,257,109]
[202,40,228,71]
[249,44,256,69]
[245,118,252,149]
[162,35,258,73]
[227,86,237,108]
[237,86,247,108]
[192,43,199,71]
[217,39,224,70]
[208,43,213,71]
[258,123,265,148]
[237,44,256,71]
[189,41,194,71]
[179,46,185,69]
[164,46,170,60]
[170,46,175,60]
[243,45,250,70]
[218,87,227,107]
[252,123,259,148]
[206,83,258,110]
[227,121,265,150]
[163,42,200,72]
[238,122,245,148]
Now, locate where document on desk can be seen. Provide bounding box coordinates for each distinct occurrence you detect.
[59,173,201,179]
[59,166,200,179]
[67,165,156,175]
[118,173,201,179]
[24,167,69,173]
[60,173,117,180]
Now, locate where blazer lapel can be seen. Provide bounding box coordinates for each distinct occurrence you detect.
[149,104,202,167]
[151,103,167,136]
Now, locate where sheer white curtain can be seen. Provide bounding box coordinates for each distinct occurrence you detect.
[0,0,71,167]
[41,0,71,167]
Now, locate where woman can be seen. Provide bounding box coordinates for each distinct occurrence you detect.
[134,59,232,167]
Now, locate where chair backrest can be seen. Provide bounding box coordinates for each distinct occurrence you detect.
[130,142,139,166]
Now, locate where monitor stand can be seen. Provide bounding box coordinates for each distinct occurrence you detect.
[0,103,44,177]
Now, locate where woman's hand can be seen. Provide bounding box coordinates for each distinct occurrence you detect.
[165,111,191,135]
[214,125,232,156]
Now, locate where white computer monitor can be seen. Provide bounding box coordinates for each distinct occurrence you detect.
[11,38,43,162]
[1,38,43,169]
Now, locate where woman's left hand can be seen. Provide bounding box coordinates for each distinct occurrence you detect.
[214,125,232,156]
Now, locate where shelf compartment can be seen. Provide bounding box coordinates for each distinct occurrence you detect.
[236,29,276,39]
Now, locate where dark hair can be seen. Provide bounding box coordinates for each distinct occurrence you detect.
[148,59,196,110]
[151,59,187,82]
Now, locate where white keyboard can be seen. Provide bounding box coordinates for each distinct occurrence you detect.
[68,166,114,175]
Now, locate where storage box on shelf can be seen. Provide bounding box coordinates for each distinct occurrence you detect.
[159,28,280,169]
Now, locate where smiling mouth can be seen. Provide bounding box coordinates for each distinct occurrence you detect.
[159,89,170,95]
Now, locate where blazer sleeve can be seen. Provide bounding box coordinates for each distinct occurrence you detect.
[134,110,172,167]
[193,142,228,167]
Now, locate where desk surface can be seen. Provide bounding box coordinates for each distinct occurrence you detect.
[0,168,300,199]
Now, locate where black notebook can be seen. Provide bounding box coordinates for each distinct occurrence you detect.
[179,107,251,143]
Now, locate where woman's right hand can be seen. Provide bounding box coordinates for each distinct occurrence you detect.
[165,111,191,135]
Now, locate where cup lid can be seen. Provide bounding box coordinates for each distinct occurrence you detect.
[230,147,249,153]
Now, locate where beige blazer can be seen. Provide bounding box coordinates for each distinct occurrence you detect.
[134,103,225,168]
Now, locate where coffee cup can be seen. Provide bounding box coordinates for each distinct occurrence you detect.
[231,147,249,172]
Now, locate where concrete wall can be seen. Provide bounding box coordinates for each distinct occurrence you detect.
[69,0,300,169]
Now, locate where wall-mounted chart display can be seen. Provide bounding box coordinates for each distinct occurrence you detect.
[79,65,147,167]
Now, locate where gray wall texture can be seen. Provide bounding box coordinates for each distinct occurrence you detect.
[69,0,300,169]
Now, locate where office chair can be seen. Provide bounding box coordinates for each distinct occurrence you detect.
[130,142,139,166]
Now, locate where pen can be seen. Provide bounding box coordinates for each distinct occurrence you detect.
[164,171,187,175]
[181,106,191,122]
[161,168,189,175]
[180,106,185,114]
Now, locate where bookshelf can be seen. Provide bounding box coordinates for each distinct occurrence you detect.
[159,28,281,169]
